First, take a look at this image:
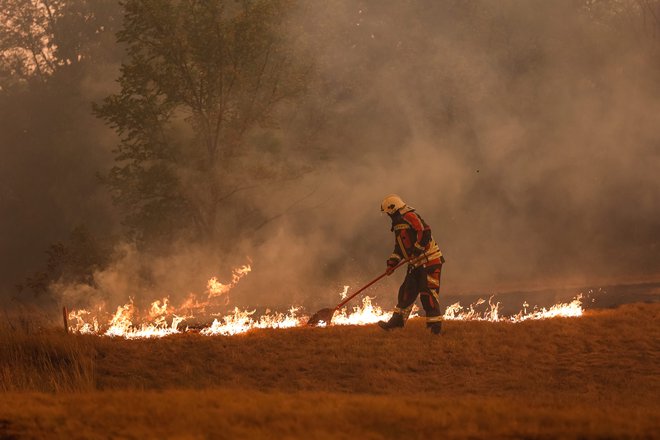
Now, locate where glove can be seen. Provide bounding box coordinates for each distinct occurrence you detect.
[386,258,399,275]
[411,243,425,258]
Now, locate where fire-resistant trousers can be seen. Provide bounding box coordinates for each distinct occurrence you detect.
[394,263,443,324]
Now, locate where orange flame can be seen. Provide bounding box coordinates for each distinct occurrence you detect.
[443,295,583,322]
[66,262,586,338]
[207,264,252,299]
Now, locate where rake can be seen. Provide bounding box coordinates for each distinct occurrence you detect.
[306,258,411,326]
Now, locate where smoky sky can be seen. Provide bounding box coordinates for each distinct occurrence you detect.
[1,0,659,311]
[242,0,660,307]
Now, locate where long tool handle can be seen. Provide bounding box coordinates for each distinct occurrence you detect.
[334,258,410,310]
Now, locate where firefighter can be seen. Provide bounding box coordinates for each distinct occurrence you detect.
[378,194,445,335]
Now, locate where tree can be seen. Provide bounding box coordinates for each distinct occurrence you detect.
[94,0,310,247]
[0,0,123,297]
[0,0,62,87]
[0,0,121,89]
[17,226,113,301]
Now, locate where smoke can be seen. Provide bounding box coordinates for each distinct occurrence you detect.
[49,242,245,312]
[2,0,659,313]
[0,84,119,303]
[240,0,660,305]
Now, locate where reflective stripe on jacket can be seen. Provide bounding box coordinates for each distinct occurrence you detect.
[389,209,443,268]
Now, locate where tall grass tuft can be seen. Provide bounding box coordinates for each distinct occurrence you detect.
[0,315,96,392]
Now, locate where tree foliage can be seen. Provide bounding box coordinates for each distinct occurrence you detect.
[0,0,122,298]
[94,0,309,246]
[0,0,121,89]
[17,226,113,299]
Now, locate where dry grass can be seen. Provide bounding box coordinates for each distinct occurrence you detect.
[1,389,656,439]
[1,302,659,439]
[0,322,95,393]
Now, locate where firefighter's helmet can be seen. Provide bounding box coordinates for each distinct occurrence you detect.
[381,194,406,215]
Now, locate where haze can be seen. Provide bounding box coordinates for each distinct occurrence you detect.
[1,0,658,312]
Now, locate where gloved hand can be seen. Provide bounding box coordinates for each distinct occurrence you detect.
[386,258,399,275]
[411,243,425,258]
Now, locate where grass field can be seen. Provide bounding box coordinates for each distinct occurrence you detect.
[1,302,659,439]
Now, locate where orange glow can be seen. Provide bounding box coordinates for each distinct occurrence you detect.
[67,262,585,338]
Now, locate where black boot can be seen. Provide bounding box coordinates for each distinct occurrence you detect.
[378,313,404,331]
[427,321,442,335]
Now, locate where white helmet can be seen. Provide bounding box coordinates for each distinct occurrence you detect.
[381,194,406,215]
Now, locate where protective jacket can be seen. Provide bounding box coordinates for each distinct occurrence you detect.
[388,208,443,268]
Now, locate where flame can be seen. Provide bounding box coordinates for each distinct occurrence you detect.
[68,309,99,335]
[201,306,304,336]
[443,294,583,322]
[207,264,252,299]
[332,296,391,325]
[105,300,136,337]
[178,292,209,315]
[66,262,586,338]
[97,298,185,339]
[511,295,583,322]
[67,262,253,338]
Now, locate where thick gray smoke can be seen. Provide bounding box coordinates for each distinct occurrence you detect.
[2,0,659,313]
